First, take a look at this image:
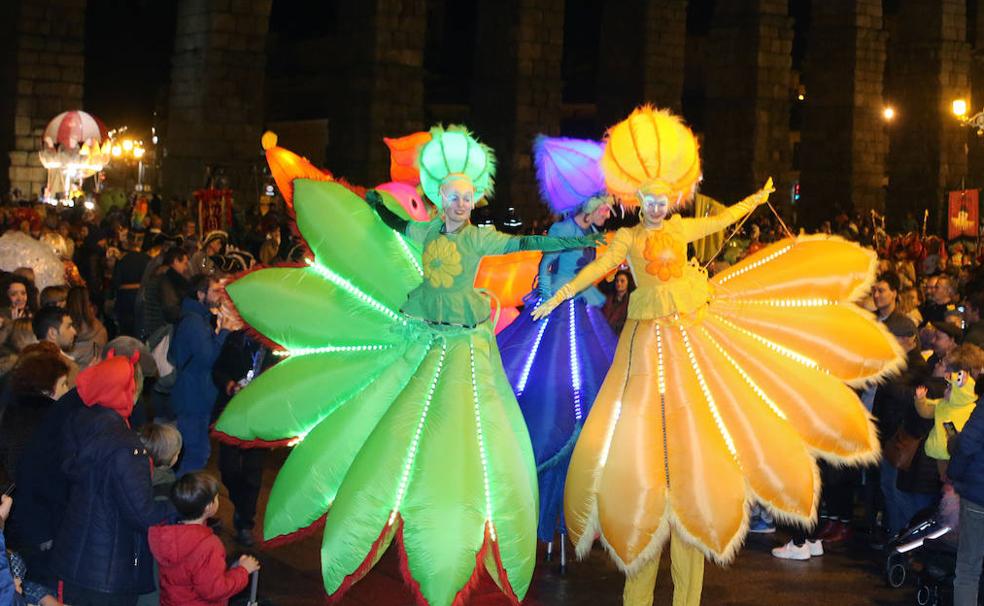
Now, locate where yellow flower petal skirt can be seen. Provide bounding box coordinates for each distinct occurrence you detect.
[564,235,902,573]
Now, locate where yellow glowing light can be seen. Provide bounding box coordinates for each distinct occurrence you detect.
[797,93,805,101]
[953,99,968,117]
[111,145,122,157]
[133,147,145,159]
[122,139,134,152]
[882,106,895,121]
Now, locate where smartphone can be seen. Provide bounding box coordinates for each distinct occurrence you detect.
[2,483,14,497]
[943,421,958,437]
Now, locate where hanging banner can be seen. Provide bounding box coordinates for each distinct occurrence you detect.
[195,188,234,235]
[948,189,979,240]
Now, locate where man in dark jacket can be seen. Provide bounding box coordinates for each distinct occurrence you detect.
[140,247,190,340]
[949,403,984,605]
[76,228,110,314]
[110,232,151,337]
[171,274,230,474]
[50,353,174,606]
[212,329,269,546]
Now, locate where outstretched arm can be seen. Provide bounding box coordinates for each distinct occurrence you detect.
[366,189,410,235]
[532,228,632,320]
[504,233,606,254]
[681,178,774,243]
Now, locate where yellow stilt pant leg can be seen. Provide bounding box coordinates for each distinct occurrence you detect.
[622,532,705,606]
[669,535,704,606]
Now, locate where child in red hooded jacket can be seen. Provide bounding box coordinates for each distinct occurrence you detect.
[148,472,259,606]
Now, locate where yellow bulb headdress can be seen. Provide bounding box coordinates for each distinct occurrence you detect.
[418,125,495,207]
[601,106,702,208]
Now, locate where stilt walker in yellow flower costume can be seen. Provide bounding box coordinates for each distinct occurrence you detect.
[533,106,904,605]
[215,126,604,606]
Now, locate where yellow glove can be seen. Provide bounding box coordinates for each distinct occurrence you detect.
[742,177,775,207]
[531,284,575,320]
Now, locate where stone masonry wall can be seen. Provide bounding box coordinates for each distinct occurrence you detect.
[703,0,793,209]
[472,0,564,220]
[799,0,886,227]
[164,0,272,198]
[4,0,87,199]
[885,0,969,231]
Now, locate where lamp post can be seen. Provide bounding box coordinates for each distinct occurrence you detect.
[110,133,148,191]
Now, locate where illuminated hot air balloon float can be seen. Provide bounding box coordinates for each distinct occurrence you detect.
[38,110,112,202]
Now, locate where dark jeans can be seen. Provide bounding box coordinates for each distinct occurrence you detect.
[115,290,138,337]
[821,462,858,521]
[954,497,984,605]
[61,582,137,606]
[219,444,265,531]
[881,460,938,535]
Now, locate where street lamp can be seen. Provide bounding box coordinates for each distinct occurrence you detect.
[953,99,968,117]
[953,99,984,135]
[882,106,896,122]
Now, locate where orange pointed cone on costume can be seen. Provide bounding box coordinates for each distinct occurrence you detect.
[384,131,432,185]
[262,131,334,208]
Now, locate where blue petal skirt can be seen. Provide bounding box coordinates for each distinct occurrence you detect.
[497,294,617,541]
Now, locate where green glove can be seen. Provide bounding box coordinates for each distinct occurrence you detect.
[516,232,605,252]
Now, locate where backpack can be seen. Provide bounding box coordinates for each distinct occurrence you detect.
[147,324,176,391]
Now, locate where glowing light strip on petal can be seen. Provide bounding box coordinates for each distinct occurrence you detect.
[698,326,787,421]
[715,244,793,285]
[656,324,670,487]
[305,258,406,324]
[469,342,496,541]
[713,315,824,372]
[598,400,623,468]
[273,344,394,358]
[517,314,550,395]
[678,325,738,459]
[396,234,424,277]
[734,298,836,308]
[389,339,445,526]
[567,300,583,421]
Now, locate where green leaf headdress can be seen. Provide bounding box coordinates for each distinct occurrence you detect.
[418,125,496,207]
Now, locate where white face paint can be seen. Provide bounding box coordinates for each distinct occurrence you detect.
[639,193,670,225]
[440,176,476,226]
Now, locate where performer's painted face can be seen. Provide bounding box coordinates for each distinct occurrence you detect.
[587,204,611,227]
[639,192,670,224]
[440,175,476,223]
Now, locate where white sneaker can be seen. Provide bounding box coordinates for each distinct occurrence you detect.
[806,540,824,557]
[772,540,811,560]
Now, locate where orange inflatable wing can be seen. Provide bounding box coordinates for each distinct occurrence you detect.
[474,232,617,308]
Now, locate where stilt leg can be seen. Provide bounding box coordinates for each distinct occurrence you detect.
[560,533,567,574]
[545,540,554,562]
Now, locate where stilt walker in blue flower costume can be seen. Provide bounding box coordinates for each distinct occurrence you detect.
[497,136,617,566]
[212,125,604,606]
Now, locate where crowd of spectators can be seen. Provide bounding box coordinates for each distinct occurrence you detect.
[0,193,284,605]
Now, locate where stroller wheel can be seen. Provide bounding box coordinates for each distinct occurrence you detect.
[916,584,937,606]
[888,562,906,588]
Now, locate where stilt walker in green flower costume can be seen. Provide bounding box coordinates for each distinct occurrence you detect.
[213,126,603,605]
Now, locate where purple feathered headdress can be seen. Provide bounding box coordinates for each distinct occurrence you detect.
[533,135,606,215]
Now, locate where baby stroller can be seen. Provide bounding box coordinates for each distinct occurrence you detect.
[884,505,984,605]
[884,507,948,589]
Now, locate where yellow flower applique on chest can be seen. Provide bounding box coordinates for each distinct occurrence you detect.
[643,230,685,281]
[422,236,463,288]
